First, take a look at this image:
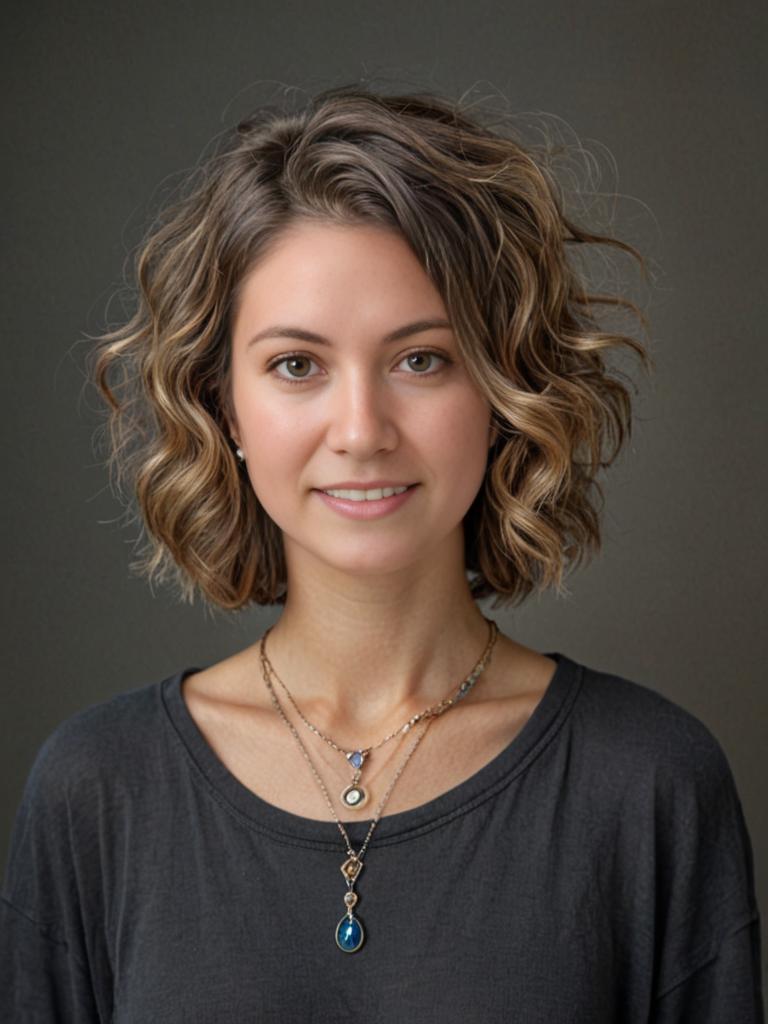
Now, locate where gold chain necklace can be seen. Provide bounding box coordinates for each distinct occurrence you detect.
[257,618,499,953]
[262,616,499,812]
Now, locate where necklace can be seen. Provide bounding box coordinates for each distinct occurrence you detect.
[262,616,499,811]
[257,619,499,953]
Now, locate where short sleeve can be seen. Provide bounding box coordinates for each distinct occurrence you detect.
[649,716,764,1020]
[0,719,112,1022]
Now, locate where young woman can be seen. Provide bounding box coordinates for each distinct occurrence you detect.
[1,85,762,1021]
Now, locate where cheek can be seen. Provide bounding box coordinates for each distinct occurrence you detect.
[430,392,490,465]
[234,398,307,505]
[420,393,491,511]
[235,385,301,458]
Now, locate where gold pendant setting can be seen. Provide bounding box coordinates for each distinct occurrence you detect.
[336,859,365,951]
[341,855,363,882]
[341,783,368,809]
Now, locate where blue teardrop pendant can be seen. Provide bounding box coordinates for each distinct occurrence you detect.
[335,913,365,953]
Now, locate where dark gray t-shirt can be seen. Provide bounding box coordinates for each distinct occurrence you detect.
[1,652,763,1022]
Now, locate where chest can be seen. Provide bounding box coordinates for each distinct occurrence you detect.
[108,755,658,1022]
[180,666,549,822]
[112,811,655,1022]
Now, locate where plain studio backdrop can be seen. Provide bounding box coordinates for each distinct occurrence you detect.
[1,0,765,993]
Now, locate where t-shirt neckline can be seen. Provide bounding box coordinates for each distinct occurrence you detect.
[160,651,583,848]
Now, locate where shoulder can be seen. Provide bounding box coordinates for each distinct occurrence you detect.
[18,672,181,814]
[566,662,762,997]
[568,657,758,900]
[566,657,738,800]
[3,671,186,917]
[573,657,727,756]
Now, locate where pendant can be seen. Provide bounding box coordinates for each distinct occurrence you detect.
[346,750,367,770]
[335,912,365,952]
[335,881,364,952]
[341,753,369,809]
[340,855,363,882]
[341,782,368,809]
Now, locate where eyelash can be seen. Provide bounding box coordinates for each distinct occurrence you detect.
[265,348,453,386]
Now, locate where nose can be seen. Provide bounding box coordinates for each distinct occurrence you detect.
[324,368,399,457]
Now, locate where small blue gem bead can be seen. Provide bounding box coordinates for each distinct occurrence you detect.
[335,914,365,953]
[347,751,364,769]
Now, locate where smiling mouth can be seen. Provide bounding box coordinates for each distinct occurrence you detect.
[317,484,416,502]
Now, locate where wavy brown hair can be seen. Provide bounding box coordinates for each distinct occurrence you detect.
[87,83,653,613]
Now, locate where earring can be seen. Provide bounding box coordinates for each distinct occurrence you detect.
[236,447,245,462]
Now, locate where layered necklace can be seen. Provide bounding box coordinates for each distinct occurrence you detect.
[258,615,499,953]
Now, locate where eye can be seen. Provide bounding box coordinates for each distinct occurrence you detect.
[265,348,452,386]
[267,353,319,383]
[397,349,451,375]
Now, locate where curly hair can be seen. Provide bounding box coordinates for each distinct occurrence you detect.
[87,82,653,613]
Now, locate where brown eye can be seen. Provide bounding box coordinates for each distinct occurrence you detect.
[268,354,318,382]
[284,356,311,377]
[267,348,451,387]
[398,350,450,375]
[407,352,432,372]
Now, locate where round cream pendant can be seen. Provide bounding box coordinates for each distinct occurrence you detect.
[341,783,368,809]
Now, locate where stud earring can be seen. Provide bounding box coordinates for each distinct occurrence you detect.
[236,448,245,462]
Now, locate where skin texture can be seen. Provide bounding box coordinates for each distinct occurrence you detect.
[226,219,507,713]
[181,219,557,821]
[229,219,494,603]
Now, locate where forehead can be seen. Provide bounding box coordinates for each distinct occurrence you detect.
[233,220,446,327]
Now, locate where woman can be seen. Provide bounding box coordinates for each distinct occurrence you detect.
[1,84,762,1021]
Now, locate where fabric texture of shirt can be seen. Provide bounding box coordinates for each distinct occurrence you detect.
[1,652,764,1022]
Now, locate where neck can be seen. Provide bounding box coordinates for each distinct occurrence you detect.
[260,541,494,744]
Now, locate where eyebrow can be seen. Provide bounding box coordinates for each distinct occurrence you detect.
[246,317,453,349]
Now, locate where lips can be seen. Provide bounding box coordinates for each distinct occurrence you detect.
[313,483,418,519]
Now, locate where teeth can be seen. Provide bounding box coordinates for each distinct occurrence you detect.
[323,485,410,501]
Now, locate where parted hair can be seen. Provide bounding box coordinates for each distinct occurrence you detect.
[88,83,653,612]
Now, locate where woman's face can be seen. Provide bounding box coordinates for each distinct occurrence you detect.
[228,219,494,583]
